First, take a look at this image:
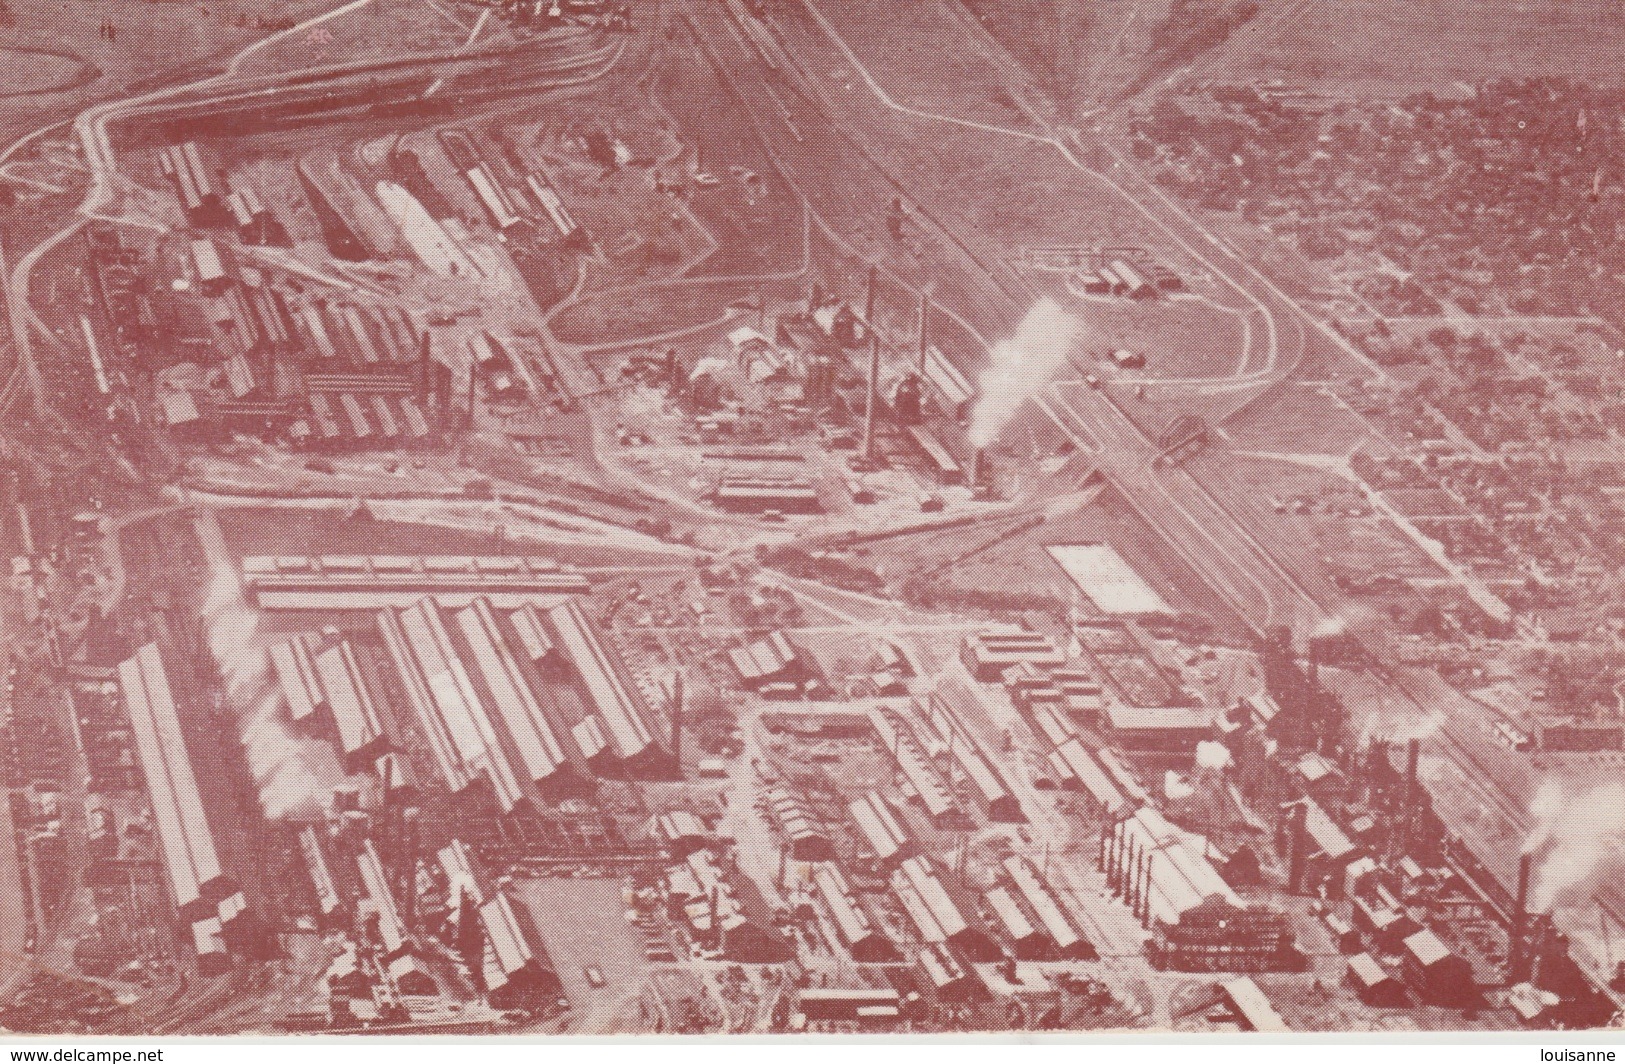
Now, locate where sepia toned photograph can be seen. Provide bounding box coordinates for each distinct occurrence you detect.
[0,0,1622,1041]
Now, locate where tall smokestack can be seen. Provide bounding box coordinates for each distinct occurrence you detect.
[1128,837,1143,916]
[1287,802,1309,893]
[401,806,420,927]
[862,265,879,464]
[1393,738,1421,856]
[418,327,431,401]
[1135,846,1152,926]
[916,286,928,376]
[1512,852,1532,980]
[708,885,719,947]
[669,671,683,776]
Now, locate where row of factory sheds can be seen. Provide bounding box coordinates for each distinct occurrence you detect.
[88,223,451,442]
[152,233,432,371]
[815,850,1094,990]
[739,707,1106,986]
[662,848,795,964]
[159,140,282,240]
[796,846,1095,988]
[116,645,253,975]
[437,127,579,242]
[298,825,564,1013]
[269,588,673,818]
[378,594,668,811]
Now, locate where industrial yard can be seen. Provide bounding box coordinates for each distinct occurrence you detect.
[0,0,1622,1042]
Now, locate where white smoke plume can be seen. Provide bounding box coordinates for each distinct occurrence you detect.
[200,562,332,821]
[1522,778,1625,912]
[1164,770,1195,801]
[1311,614,1347,640]
[968,298,1080,448]
[1522,779,1565,858]
[1195,740,1234,772]
[1359,706,1444,747]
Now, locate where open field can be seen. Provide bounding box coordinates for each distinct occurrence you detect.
[0,48,97,99]
[552,278,767,345]
[1221,381,1391,456]
[957,0,1625,110]
[0,0,341,146]
[1058,290,1250,382]
[226,0,489,81]
[649,33,807,280]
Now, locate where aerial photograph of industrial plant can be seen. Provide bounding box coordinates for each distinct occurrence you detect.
[1,0,1625,1042]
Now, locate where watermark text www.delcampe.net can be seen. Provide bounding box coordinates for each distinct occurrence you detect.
[10,1051,163,1062]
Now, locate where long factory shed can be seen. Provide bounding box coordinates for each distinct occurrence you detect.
[890,855,1001,961]
[357,838,412,961]
[120,644,236,919]
[454,597,576,791]
[242,554,589,611]
[300,826,344,921]
[867,706,956,822]
[379,598,529,813]
[813,863,897,962]
[1050,738,1131,815]
[847,790,911,865]
[923,683,1023,822]
[1002,855,1094,960]
[269,636,323,723]
[313,640,393,770]
[546,598,672,775]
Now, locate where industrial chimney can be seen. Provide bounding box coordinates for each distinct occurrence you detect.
[1511,851,1533,980]
[417,327,432,402]
[1287,801,1309,894]
[972,449,991,491]
[916,286,929,376]
[861,265,880,465]
[669,671,684,777]
[1135,846,1153,927]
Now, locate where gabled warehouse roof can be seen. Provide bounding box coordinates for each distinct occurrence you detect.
[547,599,663,766]
[357,838,410,959]
[1002,855,1088,956]
[313,641,388,763]
[891,856,969,943]
[120,644,230,917]
[1051,738,1128,813]
[455,597,570,785]
[848,791,909,863]
[389,599,527,812]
